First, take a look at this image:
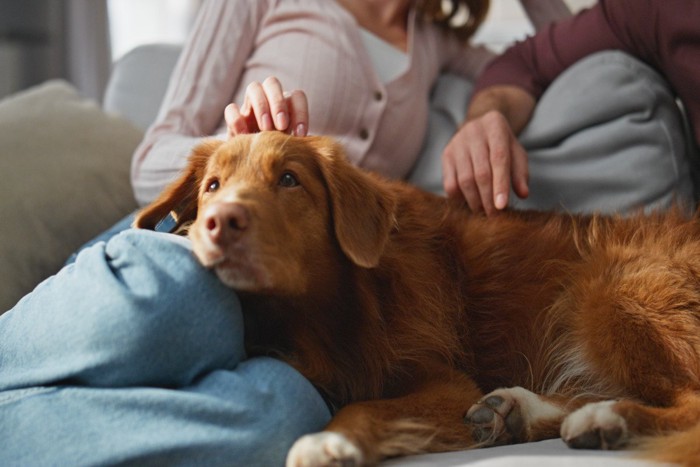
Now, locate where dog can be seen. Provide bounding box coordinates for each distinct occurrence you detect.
[135,132,700,466]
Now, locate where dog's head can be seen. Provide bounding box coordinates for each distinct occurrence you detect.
[135,132,397,294]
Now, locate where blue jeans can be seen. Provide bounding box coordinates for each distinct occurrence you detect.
[0,230,330,466]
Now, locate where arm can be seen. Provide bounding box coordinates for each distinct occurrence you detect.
[130,0,267,206]
[519,0,572,30]
[444,1,629,214]
[473,2,625,101]
[466,85,535,135]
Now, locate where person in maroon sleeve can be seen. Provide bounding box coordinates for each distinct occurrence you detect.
[444,0,700,216]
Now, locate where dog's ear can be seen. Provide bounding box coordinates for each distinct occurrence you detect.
[311,137,397,268]
[133,139,224,230]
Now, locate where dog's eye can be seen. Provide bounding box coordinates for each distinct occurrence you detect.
[278,172,299,188]
[206,179,220,193]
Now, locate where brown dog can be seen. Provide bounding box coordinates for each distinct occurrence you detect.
[135,132,700,466]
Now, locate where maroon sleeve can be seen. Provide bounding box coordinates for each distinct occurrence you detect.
[519,0,572,30]
[473,1,627,99]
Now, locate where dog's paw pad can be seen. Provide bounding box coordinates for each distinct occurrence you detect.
[561,401,628,450]
[286,432,363,467]
[464,388,525,445]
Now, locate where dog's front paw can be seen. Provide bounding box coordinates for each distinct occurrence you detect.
[464,386,566,446]
[561,400,628,450]
[286,432,364,467]
[464,388,527,446]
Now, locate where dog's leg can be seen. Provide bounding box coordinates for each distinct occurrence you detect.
[557,246,700,450]
[463,386,600,446]
[286,371,484,467]
[561,390,700,450]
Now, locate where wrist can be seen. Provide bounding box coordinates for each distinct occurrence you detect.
[466,85,536,134]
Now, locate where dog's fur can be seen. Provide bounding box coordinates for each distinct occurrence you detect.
[135,132,700,466]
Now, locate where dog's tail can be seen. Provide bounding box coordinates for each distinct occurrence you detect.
[639,422,700,466]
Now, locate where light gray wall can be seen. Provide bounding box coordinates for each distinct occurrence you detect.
[0,0,110,101]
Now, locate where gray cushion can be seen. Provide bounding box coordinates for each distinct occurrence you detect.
[518,51,696,214]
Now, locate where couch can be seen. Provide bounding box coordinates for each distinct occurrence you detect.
[0,44,671,466]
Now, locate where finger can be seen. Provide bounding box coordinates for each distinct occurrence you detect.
[443,128,484,213]
[454,147,484,213]
[245,81,274,131]
[262,76,289,131]
[239,97,261,133]
[224,103,251,137]
[489,134,512,211]
[511,140,530,199]
[470,142,495,216]
[442,147,460,199]
[286,89,309,136]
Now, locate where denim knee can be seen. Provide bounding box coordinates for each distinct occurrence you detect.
[0,230,245,390]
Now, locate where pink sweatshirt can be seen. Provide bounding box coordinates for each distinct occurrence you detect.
[130,0,496,205]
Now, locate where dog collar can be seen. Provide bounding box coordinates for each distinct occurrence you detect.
[154,212,178,233]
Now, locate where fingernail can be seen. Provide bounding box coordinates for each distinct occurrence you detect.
[262,113,273,130]
[295,123,306,136]
[495,193,507,210]
[276,112,288,130]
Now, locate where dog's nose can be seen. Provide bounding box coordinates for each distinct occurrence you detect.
[202,202,249,243]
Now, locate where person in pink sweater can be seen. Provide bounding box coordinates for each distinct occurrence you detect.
[444,0,700,215]
[131,0,569,207]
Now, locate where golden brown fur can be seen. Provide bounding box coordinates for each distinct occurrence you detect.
[135,132,700,466]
